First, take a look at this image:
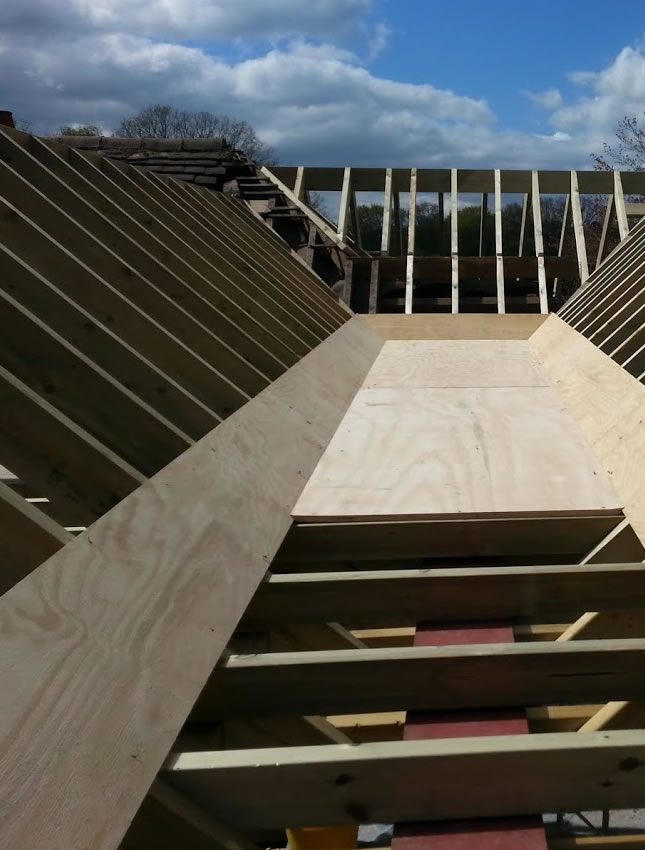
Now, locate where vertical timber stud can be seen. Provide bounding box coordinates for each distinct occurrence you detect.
[614,171,629,241]
[532,172,549,314]
[553,194,571,296]
[293,166,306,201]
[519,193,529,257]
[479,192,488,257]
[570,171,589,286]
[337,167,352,243]
[596,194,614,269]
[494,170,505,314]
[349,190,362,250]
[393,189,403,256]
[381,168,393,256]
[368,259,380,314]
[438,192,445,255]
[405,168,417,314]
[451,168,459,313]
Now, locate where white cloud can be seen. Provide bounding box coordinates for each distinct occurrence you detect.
[0,0,373,41]
[366,22,391,60]
[523,87,563,110]
[3,2,645,172]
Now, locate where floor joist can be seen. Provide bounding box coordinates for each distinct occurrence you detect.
[197,639,645,719]
[164,730,645,830]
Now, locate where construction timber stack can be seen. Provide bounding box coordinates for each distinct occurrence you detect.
[2,125,645,850]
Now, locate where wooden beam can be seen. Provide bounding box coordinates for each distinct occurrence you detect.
[349,190,362,250]
[164,730,645,830]
[438,191,445,254]
[479,192,488,256]
[0,364,144,527]
[95,156,331,349]
[519,193,530,257]
[0,480,72,593]
[0,318,382,850]
[337,167,352,243]
[293,166,306,201]
[614,171,630,241]
[553,194,571,295]
[0,133,293,381]
[0,158,271,398]
[246,563,645,627]
[275,516,622,564]
[580,518,645,565]
[596,194,614,270]
[121,780,259,850]
[494,169,505,313]
[199,639,645,719]
[532,172,549,313]
[0,287,192,476]
[0,240,218,440]
[571,171,589,285]
[393,189,403,256]
[381,167,393,256]
[405,168,417,314]
[451,168,459,313]
[261,166,359,256]
[368,259,380,314]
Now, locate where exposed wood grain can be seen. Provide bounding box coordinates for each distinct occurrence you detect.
[294,377,620,523]
[530,316,645,551]
[363,340,549,388]
[0,318,382,850]
[360,314,547,340]
[0,480,72,593]
[199,639,645,719]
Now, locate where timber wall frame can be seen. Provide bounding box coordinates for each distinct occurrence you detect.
[264,165,645,316]
[3,123,645,849]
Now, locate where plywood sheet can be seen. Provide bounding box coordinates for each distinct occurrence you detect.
[361,314,547,340]
[294,340,621,522]
[366,340,549,388]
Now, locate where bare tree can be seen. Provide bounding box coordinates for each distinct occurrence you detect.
[59,124,101,136]
[114,104,276,163]
[592,114,645,171]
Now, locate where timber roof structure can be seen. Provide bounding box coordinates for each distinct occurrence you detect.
[2,121,645,850]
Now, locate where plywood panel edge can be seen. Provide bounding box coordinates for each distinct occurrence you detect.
[0,315,382,850]
[529,314,643,544]
[360,313,547,340]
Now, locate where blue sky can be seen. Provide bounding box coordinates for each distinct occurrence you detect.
[2,0,645,169]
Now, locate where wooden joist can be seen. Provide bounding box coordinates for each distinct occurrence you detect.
[0,315,380,850]
[0,132,291,383]
[0,480,71,592]
[199,639,645,718]
[164,730,645,830]
[244,563,645,627]
[0,364,144,527]
[275,516,623,564]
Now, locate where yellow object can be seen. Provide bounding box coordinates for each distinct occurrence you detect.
[286,826,359,850]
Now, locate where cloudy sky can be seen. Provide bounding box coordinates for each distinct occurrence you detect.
[3,0,645,168]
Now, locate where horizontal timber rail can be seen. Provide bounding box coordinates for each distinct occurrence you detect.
[164,730,645,830]
[243,563,645,627]
[197,639,645,718]
[265,166,645,316]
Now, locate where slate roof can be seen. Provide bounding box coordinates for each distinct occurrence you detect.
[55,135,255,190]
